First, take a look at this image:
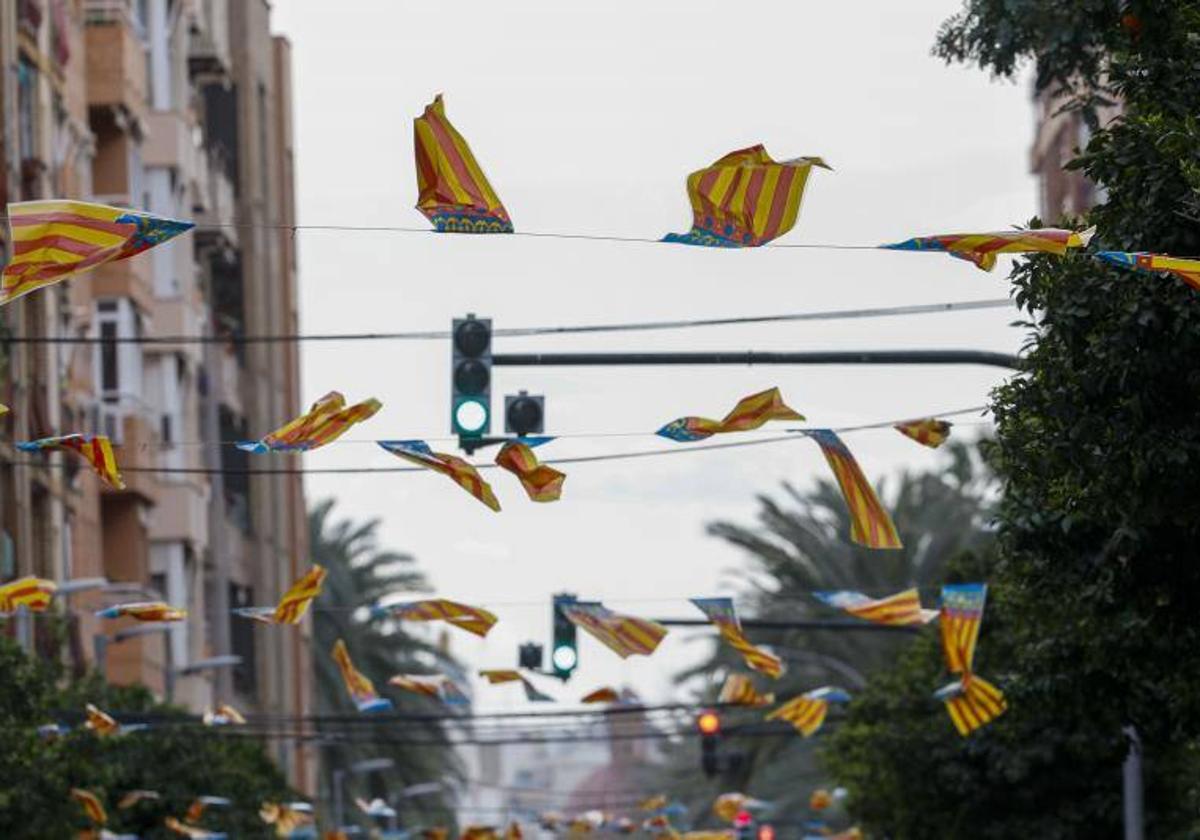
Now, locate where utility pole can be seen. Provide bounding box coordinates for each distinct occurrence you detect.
[491,349,1020,370]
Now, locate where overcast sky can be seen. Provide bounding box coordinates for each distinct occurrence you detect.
[269,0,1035,709]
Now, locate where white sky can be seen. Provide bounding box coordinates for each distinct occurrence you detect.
[269,0,1035,709]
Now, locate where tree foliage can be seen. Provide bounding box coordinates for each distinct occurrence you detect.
[0,634,293,837]
[656,444,995,830]
[824,2,1200,836]
[309,499,462,831]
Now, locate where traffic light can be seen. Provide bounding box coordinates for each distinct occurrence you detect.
[518,642,543,670]
[505,390,544,436]
[698,709,721,777]
[551,593,578,680]
[451,315,492,438]
[733,811,754,840]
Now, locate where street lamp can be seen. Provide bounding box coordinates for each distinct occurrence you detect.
[166,654,243,702]
[93,622,176,678]
[333,757,395,828]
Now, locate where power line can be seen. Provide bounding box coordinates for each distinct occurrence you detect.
[0,298,1014,345]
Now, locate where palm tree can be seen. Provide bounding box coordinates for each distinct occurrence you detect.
[659,442,996,826]
[310,498,463,832]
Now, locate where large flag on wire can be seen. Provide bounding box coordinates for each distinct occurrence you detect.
[1095,251,1200,293]
[237,391,381,453]
[16,434,125,490]
[495,440,565,502]
[371,598,498,638]
[893,418,952,449]
[1,200,192,306]
[814,588,937,627]
[935,583,1006,735]
[233,566,326,624]
[562,602,668,659]
[881,226,1093,271]
[0,575,56,614]
[766,686,850,737]
[331,639,392,712]
[691,597,783,678]
[809,429,902,549]
[414,94,513,233]
[378,440,501,511]
[663,146,830,247]
[657,387,804,443]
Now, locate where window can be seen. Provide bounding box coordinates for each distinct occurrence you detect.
[100,321,119,393]
[230,583,257,697]
[17,57,37,162]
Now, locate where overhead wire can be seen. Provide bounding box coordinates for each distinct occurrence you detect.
[0,297,1015,345]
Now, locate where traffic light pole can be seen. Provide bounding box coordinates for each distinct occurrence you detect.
[654,617,921,633]
[492,349,1020,369]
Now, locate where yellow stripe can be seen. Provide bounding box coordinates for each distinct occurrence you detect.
[12,199,123,222]
[777,168,807,235]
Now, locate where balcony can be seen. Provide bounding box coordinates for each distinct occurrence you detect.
[84,0,147,120]
[107,413,160,504]
[90,248,155,314]
[149,479,209,545]
[193,148,238,251]
[143,111,192,170]
[184,0,231,84]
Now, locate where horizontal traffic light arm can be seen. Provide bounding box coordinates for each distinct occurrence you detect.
[491,350,1020,369]
[655,618,921,633]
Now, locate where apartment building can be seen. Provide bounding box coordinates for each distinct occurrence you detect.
[0,0,312,791]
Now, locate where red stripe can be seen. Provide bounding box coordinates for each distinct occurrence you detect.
[761,165,796,243]
[424,109,487,209]
[13,234,107,258]
[11,212,130,235]
[743,168,765,236]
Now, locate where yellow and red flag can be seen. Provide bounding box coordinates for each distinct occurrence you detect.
[935,584,1006,735]
[84,703,120,737]
[563,602,667,659]
[766,686,850,737]
[117,790,161,810]
[70,788,107,825]
[202,703,246,726]
[238,392,381,453]
[658,388,803,443]
[379,440,500,511]
[372,598,498,638]
[261,802,315,836]
[810,429,902,549]
[814,588,938,627]
[893,418,952,448]
[718,674,774,707]
[663,146,830,247]
[479,669,554,702]
[331,639,392,712]
[581,687,621,704]
[691,598,783,678]
[17,434,124,490]
[0,575,56,613]
[495,441,565,502]
[882,226,1093,271]
[234,565,326,625]
[389,673,469,705]
[415,94,512,234]
[1096,251,1200,293]
[165,816,225,838]
[96,601,187,622]
[2,199,192,306]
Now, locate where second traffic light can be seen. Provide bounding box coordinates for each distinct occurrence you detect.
[451,315,492,438]
[698,709,721,777]
[551,593,578,680]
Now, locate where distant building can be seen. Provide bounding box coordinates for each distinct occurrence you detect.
[1030,87,1120,220]
[0,0,311,792]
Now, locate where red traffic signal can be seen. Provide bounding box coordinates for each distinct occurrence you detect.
[733,811,753,829]
[697,710,721,736]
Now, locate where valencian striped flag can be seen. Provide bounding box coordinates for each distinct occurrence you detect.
[809,430,902,550]
[1095,251,1200,293]
[814,588,938,627]
[16,434,125,490]
[718,674,775,707]
[663,146,830,247]
[331,639,393,712]
[371,598,498,638]
[233,565,326,624]
[495,440,565,502]
[881,226,1094,271]
[581,686,621,704]
[936,583,1006,735]
[691,597,783,678]
[378,440,501,511]
[96,601,187,622]
[479,669,554,702]
[70,788,107,826]
[894,418,952,449]
[563,602,668,659]
[2,200,192,306]
[238,391,382,453]
[414,94,513,233]
[84,703,120,737]
[766,686,850,737]
[389,673,468,705]
[657,387,804,443]
[0,575,56,614]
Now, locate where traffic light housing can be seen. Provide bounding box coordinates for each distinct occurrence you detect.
[505,391,544,436]
[698,709,721,777]
[451,315,492,438]
[551,593,578,680]
[518,642,543,670]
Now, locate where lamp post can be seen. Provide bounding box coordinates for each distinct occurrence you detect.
[333,757,395,829]
[166,654,243,703]
[94,622,176,679]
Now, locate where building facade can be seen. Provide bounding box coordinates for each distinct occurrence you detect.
[0,0,312,791]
